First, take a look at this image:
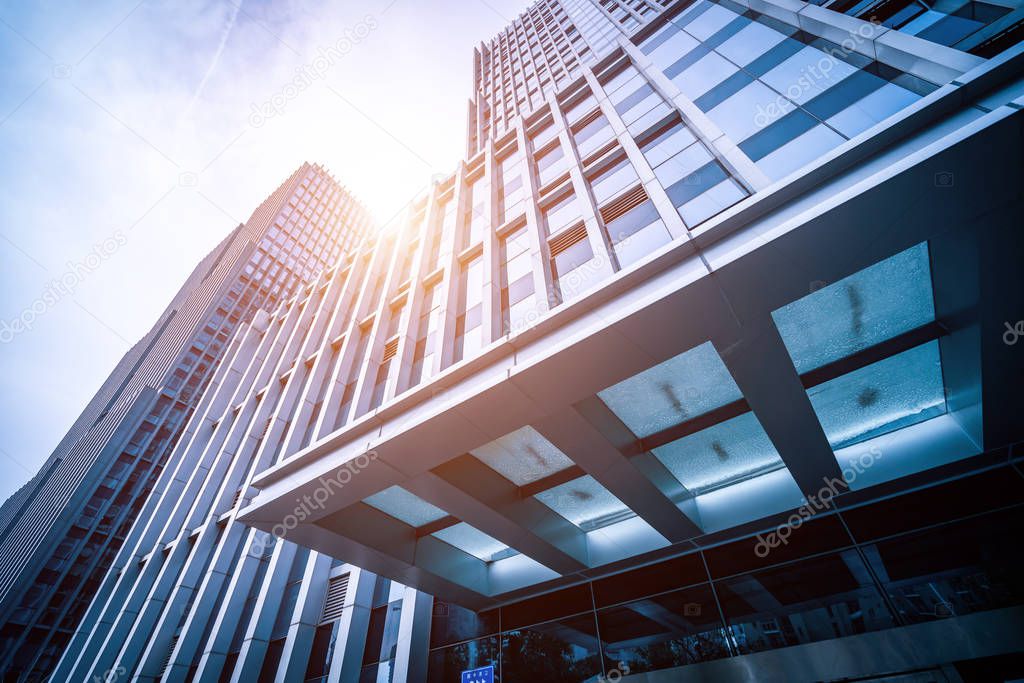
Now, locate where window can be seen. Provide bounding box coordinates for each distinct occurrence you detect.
[535,143,567,186]
[452,256,485,363]
[501,226,537,334]
[589,155,640,205]
[600,188,671,267]
[498,152,525,223]
[464,182,489,247]
[573,112,614,158]
[549,223,600,302]
[411,286,441,386]
[543,191,582,236]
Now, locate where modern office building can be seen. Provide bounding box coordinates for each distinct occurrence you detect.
[0,164,371,681]
[44,0,1024,681]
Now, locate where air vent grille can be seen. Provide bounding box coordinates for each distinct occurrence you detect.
[320,573,350,623]
[548,222,588,258]
[382,338,399,362]
[599,185,648,225]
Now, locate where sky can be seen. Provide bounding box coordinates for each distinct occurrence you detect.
[0,0,530,502]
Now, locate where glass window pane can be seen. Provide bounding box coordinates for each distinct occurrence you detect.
[864,509,1024,624]
[427,637,500,683]
[707,80,796,143]
[759,46,858,105]
[716,20,786,66]
[718,551,896,654]
[755,123,845,181]
[590,157,640,205]
[501,614,603,683]
[825,82,920,139]
[597,583,730,674]
[672,51,737,100]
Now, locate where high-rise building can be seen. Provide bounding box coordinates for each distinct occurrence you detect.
[47,0,1024,682]
[0,163,371,680]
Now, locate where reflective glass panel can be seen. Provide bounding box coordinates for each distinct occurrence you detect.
[597,583,731,674]
[501,614,603,683]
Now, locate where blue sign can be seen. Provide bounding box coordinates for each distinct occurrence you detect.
[461,665,494,683]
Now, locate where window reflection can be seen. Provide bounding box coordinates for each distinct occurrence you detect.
[717,551,895,654]
[865,509,1024,624]
[501,613,603,683]
[427,637,500,683]
[597,584,731,674]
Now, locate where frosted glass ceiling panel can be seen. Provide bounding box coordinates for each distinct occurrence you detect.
[471,426,574,486]
[534,475,633,530]
[652,411,786,494]
[363,485,448,528]
[433,523,510,562]
[597,342,742,438]
[772,243,935,374]
[808,341,947,449]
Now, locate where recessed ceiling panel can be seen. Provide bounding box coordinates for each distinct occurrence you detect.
[471,426,575,486]
[772,242,935,374]
[808,340,947,449]
[363,485,448,527]
[652,411,787,494]
[597,341,742,438]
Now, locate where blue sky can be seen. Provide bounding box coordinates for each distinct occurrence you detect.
[0,0,529,501]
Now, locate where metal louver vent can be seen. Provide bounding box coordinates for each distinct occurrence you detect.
[319,573,350,623]
[382,338,399,362]
[548,222,588,258]
[599,185,648,225]
[160,635,179,678]
[573,107,603,131]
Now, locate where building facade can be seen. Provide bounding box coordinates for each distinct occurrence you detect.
[48,0,1024,682]
[0,164,371,681]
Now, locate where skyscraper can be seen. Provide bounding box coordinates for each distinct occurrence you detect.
[0,163,371,680]
[48,0,1024,682]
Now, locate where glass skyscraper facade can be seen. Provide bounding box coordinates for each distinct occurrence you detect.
[0,164,371,681]
[12,0,1023,681]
